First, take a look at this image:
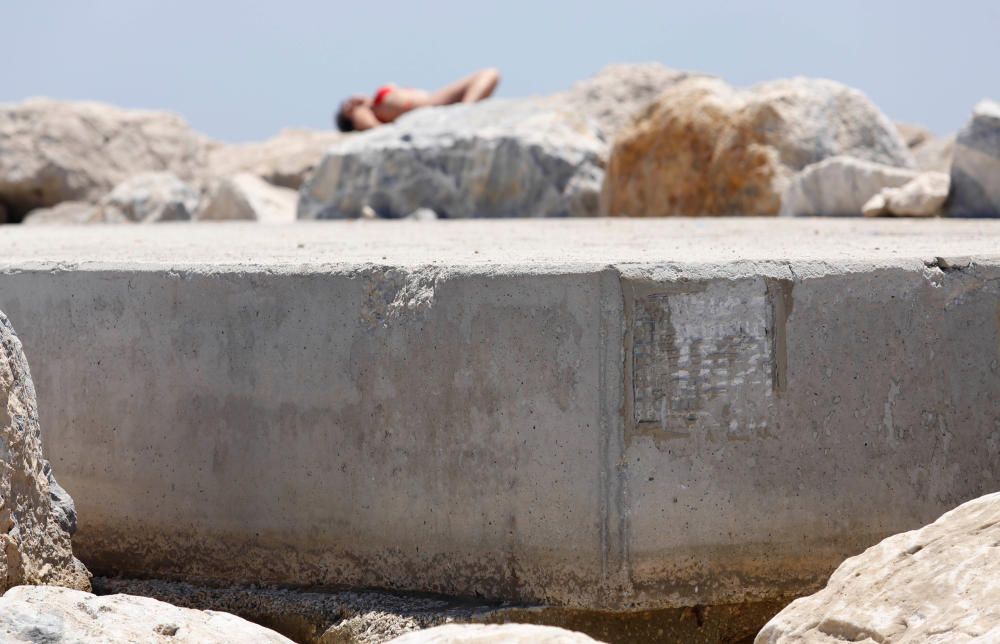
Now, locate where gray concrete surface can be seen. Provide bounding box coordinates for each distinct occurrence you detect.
[1,219,999,612]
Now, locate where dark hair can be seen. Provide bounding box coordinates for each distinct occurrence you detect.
[335,103,355,132]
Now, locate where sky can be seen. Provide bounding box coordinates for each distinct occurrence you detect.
[3,1,998,142]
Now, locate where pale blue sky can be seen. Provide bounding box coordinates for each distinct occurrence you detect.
[4,1,998,142]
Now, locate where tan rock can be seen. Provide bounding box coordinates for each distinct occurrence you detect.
[863,172,950,217]
[0,311,90,592]
[602,76,914,216]
[199,173,297,222]
[0,99,211,219]
[0,585,294,643]
[208,129,342,190]
[388,624,604,644]
[756,492,1000,643]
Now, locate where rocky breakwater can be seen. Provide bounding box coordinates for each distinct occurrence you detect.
[601,76,915,216]
[298,63,694,220]
[757,492,1000,643]
[0,310,90,592]
[5,69,995,223]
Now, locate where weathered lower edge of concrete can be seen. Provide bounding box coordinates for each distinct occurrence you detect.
[93,577,785,644]
[0,230,998,612]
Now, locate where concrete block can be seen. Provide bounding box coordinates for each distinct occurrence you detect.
[0,219,998,611]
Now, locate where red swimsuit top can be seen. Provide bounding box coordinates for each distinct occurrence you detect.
[373,85,394,107]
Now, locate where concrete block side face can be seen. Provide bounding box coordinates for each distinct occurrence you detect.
[0,268,617,606]
[619,266,1000,608]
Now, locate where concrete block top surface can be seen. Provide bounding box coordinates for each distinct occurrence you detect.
[2,218,999,275]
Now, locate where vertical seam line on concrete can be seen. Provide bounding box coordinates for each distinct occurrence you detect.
[765,277,794,395]
[599,264,630,605]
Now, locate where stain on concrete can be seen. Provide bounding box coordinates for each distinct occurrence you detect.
[765,278,794,394]
[627,279,774,443]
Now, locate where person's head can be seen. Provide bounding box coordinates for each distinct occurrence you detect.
[335,95,369,132]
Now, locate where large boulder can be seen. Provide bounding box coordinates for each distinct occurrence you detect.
[0,99,211,221]
[779,156,918,216]
[388,624,604,644]
[757,492,1000,643]
[0,311,90,592]
[0,585,293,643]
[547,63,695,142]
[863,171,950,217]
[602,76,914,216]
[208,129,343,190]
[298,99,606,219]
[199,173,297,222]
[949,99,1000,217]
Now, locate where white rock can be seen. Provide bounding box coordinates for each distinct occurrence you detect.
[862,172,950,217]
[0,99,210,219]
[0,585,293,643]
[0,312,90,593]
[756,492,1000,643]
[208,129,343,190]
[949,99,1000,217]
[298,99,606,219]
[780,156,918,216]
[199,173,297,222]
[99,172,200,223]
[388,624,605,644]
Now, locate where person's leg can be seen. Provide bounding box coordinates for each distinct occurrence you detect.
[461,68,500,103]
[430,68,500,106]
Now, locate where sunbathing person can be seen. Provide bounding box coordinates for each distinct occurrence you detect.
[335,68,500,132]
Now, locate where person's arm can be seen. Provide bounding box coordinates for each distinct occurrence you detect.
[349,104,381,131]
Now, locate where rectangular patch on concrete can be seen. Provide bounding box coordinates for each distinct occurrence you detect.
[632,280,773,436]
